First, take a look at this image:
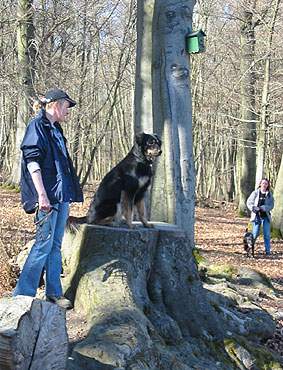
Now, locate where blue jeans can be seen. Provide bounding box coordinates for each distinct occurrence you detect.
[14,202,69,297]
[252,216,271,254]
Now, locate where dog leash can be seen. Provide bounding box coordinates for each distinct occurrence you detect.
[34,206,58,226]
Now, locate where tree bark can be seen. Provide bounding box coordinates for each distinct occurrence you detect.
[134,0,154,134]
[150,0,196,241]
[237,7,257,215]
[0,296,68,370]
[134,0,196,239]
[9,0,36,185]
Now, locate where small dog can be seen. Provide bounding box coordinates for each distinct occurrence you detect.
[243,228,255,257]
[86,132,162,228]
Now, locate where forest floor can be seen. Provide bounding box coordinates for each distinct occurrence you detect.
[0,187,282,358]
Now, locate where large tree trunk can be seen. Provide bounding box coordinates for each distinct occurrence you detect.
[9,0,36,185]
[149,0,196,242]
[237,7,257,215]
[134,0,196,239]
[272,153,283,237]
[0,296,68,369]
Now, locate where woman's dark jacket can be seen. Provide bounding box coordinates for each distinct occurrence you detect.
[20,109,83,213]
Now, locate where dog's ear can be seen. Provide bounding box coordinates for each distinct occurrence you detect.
[152,133,162,145]
[135,132,144,145]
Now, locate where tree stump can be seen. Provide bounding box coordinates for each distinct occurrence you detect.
[62,222,224,369]
[0,296,68,370]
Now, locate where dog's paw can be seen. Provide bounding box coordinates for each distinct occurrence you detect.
[117,220,135,229]
[143,222,154,228]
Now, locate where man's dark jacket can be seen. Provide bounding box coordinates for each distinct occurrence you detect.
[21,109,83,213]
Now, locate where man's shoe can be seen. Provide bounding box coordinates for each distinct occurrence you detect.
[46,296,73,309]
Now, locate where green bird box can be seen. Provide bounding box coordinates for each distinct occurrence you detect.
[186,29,206,54]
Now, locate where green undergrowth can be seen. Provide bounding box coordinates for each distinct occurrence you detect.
[206,340,238,369]
[270,227,282,239]
[198,260,273,290]
[206,336,282,370]
[224,336,283,370]
[0,182,20,193]
[237,210,249,218]
[206,264,238,281]
[192,247,205,266]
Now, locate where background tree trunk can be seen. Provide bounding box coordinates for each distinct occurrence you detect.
[237,6,257,215]
[255,0,281,187]
[272,153,283,237]
[9,0,36,185]
[134,0,154,134]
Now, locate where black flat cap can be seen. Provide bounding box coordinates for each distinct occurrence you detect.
[45,88,76,107]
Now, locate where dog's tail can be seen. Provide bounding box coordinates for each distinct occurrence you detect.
[65,215,87,233]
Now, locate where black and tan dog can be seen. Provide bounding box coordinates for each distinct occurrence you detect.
[243,228,255,257]
[86,132,162,228]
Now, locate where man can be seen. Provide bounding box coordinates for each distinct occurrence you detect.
[13,88,83,309]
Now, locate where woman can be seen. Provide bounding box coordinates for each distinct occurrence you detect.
[246,178,274,255]
[13,88,83,308]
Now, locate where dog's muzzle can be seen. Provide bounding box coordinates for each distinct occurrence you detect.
[146,146,162,156]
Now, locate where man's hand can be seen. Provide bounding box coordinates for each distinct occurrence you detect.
[252,206,260,213]
[30,169,51,212]
[38,193,51,212]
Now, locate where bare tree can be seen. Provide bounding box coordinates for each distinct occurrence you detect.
[237,2,257,214]
[9,0,36,185]
[134,0,154,134]
[256,0,281,186]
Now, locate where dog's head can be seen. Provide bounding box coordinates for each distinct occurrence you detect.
[135,133,162,162]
